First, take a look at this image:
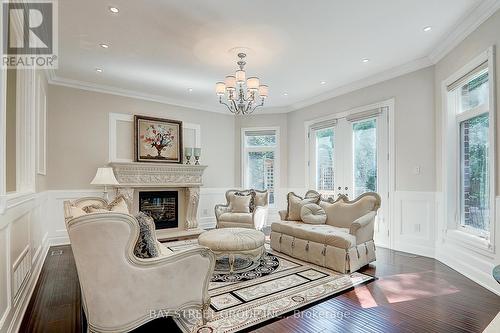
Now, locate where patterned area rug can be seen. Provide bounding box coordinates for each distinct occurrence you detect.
[164,239,374,333]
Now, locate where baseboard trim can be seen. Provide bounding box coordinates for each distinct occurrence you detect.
[436,248,500,296]
[6,234,50,333]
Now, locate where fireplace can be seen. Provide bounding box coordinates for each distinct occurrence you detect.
[139,191,178,229]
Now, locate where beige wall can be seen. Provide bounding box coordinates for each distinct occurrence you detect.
[47,85,236,189]
[435,9,500,193]
[286,66,436,191]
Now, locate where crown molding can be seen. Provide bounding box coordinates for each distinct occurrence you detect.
[48,75,228,115]
[47,1,500,115]
[428,0,500,63]
[289,56,433,111]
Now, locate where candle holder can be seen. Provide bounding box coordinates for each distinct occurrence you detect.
[193,148,201,165]
[184,147,193,165]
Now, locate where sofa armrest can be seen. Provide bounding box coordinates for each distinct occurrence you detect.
[349,211,377,244]
[252,206,268,230]
[279,210,287,220]
[214,204,230,221]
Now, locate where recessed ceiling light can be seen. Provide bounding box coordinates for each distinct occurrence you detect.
[320,81,326,85]
[188,88,193,92]
[362,58,370,63]
[423,26,432,32]
[283,92,288,96]
[100,43,109,49]
[108,6,119,14]
[96,68,103,73]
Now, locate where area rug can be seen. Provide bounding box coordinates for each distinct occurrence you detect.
[163,239,374,333]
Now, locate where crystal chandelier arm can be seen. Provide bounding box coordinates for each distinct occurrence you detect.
[247,97,265,114]
[219,96,237,114]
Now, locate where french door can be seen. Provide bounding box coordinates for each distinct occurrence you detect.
[308,107,390,246]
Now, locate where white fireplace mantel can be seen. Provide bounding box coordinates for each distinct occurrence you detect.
[109,162,207,240]
[109,162,207,187]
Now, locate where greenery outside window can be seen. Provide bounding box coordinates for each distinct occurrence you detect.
[242,129,279,206]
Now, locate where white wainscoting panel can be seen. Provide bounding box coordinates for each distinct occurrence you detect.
[0,225,10,331]
[393,191,437,257]
[0,191,50,333]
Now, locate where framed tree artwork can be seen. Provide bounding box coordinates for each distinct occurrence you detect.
[134,115,183,163]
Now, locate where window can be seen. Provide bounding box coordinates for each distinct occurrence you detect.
[445,54,494,241]
[242,129,279,205]
[315,128,335,192]
[352,118,377,198]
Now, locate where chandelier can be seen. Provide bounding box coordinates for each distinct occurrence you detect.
[215,53,268,115]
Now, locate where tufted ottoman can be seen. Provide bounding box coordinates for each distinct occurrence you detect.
[198,228,265,273]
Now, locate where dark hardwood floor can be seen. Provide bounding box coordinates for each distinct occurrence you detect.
[20,245,500,333]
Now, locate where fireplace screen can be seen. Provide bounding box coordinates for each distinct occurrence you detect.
[139,191,178,229]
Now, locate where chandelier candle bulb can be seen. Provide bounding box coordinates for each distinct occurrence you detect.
[258,85,269,98]
[247,77,260,91]
[235,70,246,83]
[216,82,226,95]
[225,75,236,91]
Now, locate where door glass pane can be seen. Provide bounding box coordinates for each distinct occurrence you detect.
[247,151,275,204]
[353,119,377,197]
[315,128,334,193]
[459,71,489,113]
[460,113,490,234]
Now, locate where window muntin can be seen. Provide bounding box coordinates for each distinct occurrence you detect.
[315,128,334,192]
[353,119,377,198]
[243,130,278,205]
[459,113,490,235]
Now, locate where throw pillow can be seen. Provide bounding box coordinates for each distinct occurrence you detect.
[230,193,252,213]
[82,195,130,214]
[134,212,160,259]
[69,206,87,219]
[108,195,130,214]
[300,203,327,224]
[253,190,269,208]
[285,192,320,221]
[236,191,256,212]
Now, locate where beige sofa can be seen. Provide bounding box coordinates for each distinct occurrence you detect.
[215,189,269,230]
[270,192,380,273]
[64,197,215,332]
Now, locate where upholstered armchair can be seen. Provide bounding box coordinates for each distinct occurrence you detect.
[215,189,269,230]
[64,199,215,333]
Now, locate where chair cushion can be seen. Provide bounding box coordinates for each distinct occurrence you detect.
[286,192,320,221]
[300,203,327,224]
[218,212,253,224]
[134,212,160,259]
[229,193,252,213]
[271,221,354,249]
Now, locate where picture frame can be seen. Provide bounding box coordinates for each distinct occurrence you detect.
[134,115,183,163]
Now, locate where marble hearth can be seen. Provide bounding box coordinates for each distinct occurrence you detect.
[109,162,207,240]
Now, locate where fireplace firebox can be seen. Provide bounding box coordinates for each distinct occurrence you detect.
[139,191,178,229]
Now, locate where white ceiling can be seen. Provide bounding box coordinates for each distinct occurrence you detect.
[55,0,488,113]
